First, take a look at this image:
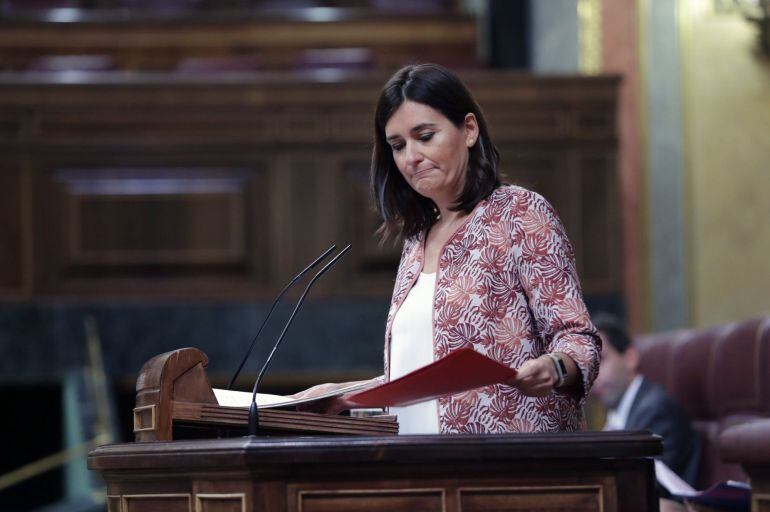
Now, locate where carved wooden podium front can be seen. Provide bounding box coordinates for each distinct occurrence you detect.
[89,431,660,512]
[90,348,660,511]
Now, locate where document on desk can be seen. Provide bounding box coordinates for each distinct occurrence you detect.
[654,460,751,509]
[213,380,372,410]
[346,347,517,407]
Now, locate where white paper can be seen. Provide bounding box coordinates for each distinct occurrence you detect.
[213,380,375,410]
[213,388,293,408]
[654,459,697,497]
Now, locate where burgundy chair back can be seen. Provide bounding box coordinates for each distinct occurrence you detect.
[635,317,770,488]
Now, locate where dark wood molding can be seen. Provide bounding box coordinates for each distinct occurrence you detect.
[91,431,662,469]
[0,10,477,73]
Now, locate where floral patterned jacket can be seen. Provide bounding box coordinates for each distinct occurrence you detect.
[384,185,601,433]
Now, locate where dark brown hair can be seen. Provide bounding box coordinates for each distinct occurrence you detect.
[592,313,632,354]
[370,64,500,241]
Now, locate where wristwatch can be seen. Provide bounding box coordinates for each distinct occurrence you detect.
[547,353,567,388]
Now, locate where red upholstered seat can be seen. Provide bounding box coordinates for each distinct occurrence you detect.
[635,317,770,488]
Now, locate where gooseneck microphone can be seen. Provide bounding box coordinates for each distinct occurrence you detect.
[226,245,337,390]
[247,244,351,436]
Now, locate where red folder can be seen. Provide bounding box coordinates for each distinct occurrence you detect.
[345,347,517,407]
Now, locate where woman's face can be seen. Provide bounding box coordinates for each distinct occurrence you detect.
[384,100,478,204]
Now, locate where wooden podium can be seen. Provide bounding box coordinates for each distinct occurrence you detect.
[88,349,662,511]
[89,431,661,512]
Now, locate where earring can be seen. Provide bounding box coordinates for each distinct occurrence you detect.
[467,139,475,147]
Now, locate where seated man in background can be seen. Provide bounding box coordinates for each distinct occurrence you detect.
[591,313,701,490]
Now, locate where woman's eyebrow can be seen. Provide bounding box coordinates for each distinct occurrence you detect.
[410,123,437,133]
[386,122,437,142]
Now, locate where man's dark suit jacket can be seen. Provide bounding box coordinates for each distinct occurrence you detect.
[625,377,701,487]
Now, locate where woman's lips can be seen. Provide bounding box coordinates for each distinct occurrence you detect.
[412,167,436,179]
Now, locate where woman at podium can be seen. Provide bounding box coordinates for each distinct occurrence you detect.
[297,64,601,434]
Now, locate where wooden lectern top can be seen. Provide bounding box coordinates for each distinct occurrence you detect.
[93,430,663,470]
[132,347,397,441]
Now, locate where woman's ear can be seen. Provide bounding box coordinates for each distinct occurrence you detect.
[464,113,479,147]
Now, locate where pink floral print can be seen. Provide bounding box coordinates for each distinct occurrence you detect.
[384,185,601,433]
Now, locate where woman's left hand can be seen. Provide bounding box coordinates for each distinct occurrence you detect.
[507,355,560,397]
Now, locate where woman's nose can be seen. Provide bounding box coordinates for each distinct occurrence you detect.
[405,142,423,166]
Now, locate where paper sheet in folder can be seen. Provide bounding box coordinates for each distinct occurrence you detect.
[346,347,517,407]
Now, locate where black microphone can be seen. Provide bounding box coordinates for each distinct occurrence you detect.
[247,244,351,436]
[226,244,337,390]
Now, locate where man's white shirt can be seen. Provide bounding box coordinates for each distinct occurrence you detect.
[604,374,643,430]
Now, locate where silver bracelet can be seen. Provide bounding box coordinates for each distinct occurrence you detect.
[546,353,566,388]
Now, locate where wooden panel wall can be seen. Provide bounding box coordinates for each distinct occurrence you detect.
[0,72,620,299]
[0,9,477,72]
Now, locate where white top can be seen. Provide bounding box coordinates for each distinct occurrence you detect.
[604,374,644,430]
[389,272,440,434]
